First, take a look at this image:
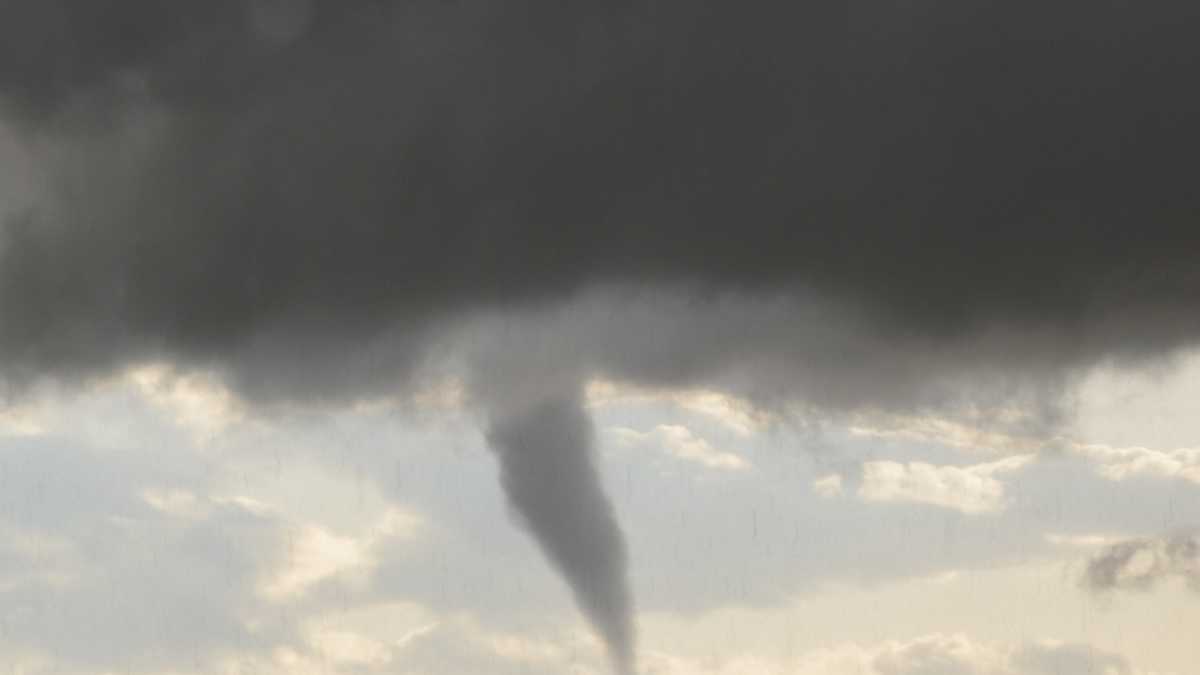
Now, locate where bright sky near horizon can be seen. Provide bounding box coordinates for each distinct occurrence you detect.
[2,352,1197,674]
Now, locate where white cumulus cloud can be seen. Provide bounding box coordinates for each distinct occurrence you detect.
[858,455,1035,515]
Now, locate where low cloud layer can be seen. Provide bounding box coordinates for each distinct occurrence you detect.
[647,634,1137,675]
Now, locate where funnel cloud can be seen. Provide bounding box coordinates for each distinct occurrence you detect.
[486,390,635,674]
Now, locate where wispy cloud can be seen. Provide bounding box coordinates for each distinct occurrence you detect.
[609,424,750,472]
[264,507,425,601]
[1081,532,1200,594]
[125,362,245,437]
[812,473,845,498]
[850,412,1200,487]
[1070,443,1200,485]
[588,379,772,437]
[640,633,1139,675]
[848,411,1048,454]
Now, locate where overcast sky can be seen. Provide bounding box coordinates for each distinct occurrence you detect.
[2,1,1199,674]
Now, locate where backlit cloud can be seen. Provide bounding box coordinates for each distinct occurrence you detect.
[858,456,1035,515]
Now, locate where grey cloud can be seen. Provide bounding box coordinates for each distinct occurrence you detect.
[1082,531,1200,593]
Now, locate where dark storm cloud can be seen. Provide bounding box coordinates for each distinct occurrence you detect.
[2,0,1200,399]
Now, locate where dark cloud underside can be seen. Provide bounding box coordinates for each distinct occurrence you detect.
[1,0,1200,395]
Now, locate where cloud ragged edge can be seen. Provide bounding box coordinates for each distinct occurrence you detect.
[1081,531,1200,594]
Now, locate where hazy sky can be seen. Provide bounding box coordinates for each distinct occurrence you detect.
[1,1,1199,674]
